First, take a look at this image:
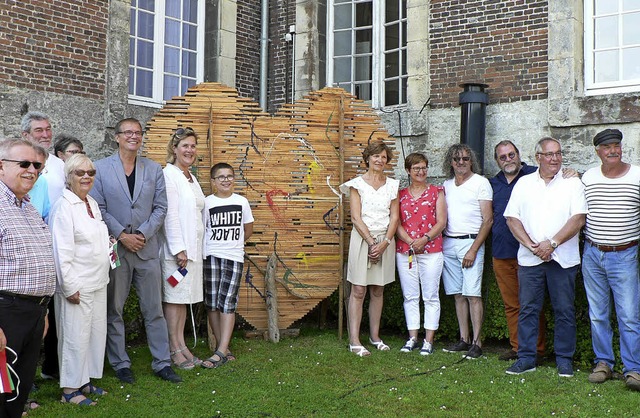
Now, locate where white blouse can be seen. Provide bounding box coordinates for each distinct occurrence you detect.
[340,176,399,231]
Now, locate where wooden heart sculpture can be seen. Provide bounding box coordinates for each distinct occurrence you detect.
[143,83,394,330]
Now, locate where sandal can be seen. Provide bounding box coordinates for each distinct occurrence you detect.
[349,344,371,357]
[61,390,96,406]
[369,338,390,351]
[170,348,196,370]
[80,382,107,396]
[201,350,228,369]
[226,351,236,361]
[23,398,40,415]
[179,346,203,366]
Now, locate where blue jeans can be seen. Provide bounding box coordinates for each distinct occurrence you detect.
[518,261,577,366]
[582,242,640,373]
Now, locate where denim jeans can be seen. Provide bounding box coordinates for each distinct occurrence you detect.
[582,242,640,373]
[518,261,577,366]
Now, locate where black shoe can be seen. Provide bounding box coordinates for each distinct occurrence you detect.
[115,367,135,384]
[155,366,182,383]
[442,339,471,353]
[464,344,483,359]
[498,350,518,361]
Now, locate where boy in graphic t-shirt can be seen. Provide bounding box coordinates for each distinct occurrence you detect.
[202,162,254,367]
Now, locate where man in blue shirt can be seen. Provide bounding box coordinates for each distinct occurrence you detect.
[489,140,546,361]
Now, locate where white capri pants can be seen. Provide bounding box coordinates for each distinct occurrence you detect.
[396,251,444,331]
[55,286,107,389]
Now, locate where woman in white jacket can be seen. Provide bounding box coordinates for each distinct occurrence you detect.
[49,154,110,406]
[160,127,206,370]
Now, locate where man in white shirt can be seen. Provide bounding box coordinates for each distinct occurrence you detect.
[504,137,587,378]
[581,128,640,391]
[441,144,493,359]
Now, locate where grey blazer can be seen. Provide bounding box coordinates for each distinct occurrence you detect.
[90,153,168,261]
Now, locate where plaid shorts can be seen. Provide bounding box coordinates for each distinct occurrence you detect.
[203,255,244,313]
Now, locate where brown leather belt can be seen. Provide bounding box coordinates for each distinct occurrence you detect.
[586,239,639,253]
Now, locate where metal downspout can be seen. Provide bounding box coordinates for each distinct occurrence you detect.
[260,0,269,111]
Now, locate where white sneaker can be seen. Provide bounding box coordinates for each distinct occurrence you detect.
[400,337,418,352]
[420,341,433,356]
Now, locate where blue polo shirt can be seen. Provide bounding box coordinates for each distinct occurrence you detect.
[489,163,537,259]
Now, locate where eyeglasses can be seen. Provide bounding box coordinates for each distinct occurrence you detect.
[116,130,144,137]
[174,127,195,136]
[537,151,563,159]
[73,169,96,177]
[2,159,43,170]
[411,166,428,172]
[452,156,471,163]
[65,149,85,155]
[498,151,517,162]
[214,175,234,182]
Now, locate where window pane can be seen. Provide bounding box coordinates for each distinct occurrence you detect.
[595,16,618,49]
[623,47,640,79]
[164,75,180,100]
[165,19,180,46]
[624,0,640,11]
[136,69,153,97]
[355,29,372,53]
[385,79,399,106]
[594,50,619,82]
[354,55,371,81]
[337,82,352,94]
[355,82,371,101]
[402,49,407,74]
[183,23,197,49]
[129,67,135,95]
[623,12,640,45]
[402,77,407,103]
[386,0,399,22]
[182,77,196,93]
[334,57,351,83]
[595,0,617,15]
[386,23,399,50]
[184,0,198,23]
[138,11,154,40]
[182,51,197,77]
[137,40,154,68]
[130,7,136,35]
[129,38,135,65]
[166,0,180,18]
[164,47,180,73]
[139,0,155,12]
[334,4,352,30]
[334,31,352,56]
[385,51,399,78]
[355,2,372,27]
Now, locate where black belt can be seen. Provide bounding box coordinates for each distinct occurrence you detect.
[444,234,478,240]
[0,291,51,307]
[586,239,638,253]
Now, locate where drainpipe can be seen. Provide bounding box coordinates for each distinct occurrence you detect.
[459,83,489,173]
[259,0,269,111]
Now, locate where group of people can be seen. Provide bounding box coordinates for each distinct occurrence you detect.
[343,132,640,393]
[0,113,254,417]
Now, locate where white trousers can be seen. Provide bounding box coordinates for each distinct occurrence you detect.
[396,252,443,331]
[55,286,107,388]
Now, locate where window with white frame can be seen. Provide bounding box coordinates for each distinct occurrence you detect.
[129,0,205,105]
[327,0,407,107]
[585,0,640,95]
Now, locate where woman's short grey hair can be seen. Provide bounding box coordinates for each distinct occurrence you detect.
[64,153,95,185]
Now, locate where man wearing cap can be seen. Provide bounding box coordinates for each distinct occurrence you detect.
[503,137,587,378]
[581,128,640,391]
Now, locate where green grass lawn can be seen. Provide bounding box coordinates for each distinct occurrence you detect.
[27,328,638,417]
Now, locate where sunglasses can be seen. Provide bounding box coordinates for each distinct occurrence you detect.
[174,127,195,136]
[2,159,43,170]
[74,169,96,177]
[498,152,517,162]
[452,156,471,162]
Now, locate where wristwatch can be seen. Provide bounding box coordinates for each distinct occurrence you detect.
[549,239,558,249]
[384,237,392,244]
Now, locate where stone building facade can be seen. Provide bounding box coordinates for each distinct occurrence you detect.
[0,0,638,176]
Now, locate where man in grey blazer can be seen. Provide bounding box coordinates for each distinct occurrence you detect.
[90,118,181,383]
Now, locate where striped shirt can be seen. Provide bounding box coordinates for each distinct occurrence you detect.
[582,164,640,245]
[0,180,56,296]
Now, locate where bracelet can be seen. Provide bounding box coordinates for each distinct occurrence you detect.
[384,237,392,244]
[425,234,432,242]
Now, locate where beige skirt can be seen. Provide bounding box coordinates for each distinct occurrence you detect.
[346,229,396,286]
